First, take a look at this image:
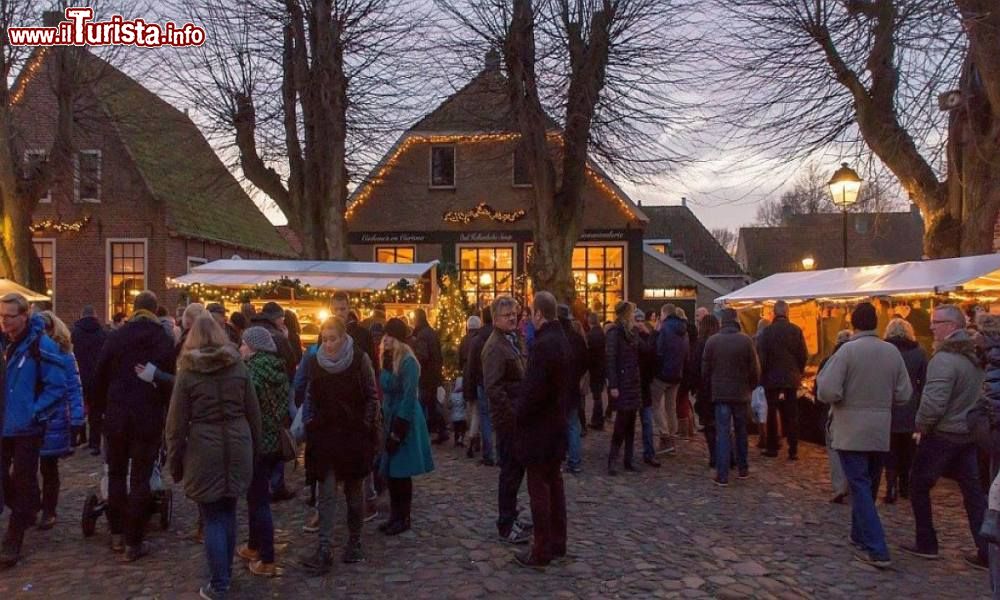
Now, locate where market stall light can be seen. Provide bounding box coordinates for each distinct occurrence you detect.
[802,257,815,270]
[317,309,330,322]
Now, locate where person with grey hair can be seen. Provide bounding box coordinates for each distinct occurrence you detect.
[757,300,808,460]
[72,304,108,455]
[452,315,483,448]
[902,304,988,570]
[881,318,927,504]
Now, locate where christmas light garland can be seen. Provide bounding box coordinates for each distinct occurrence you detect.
[443,202,525,224]
[30,215,90,233]
[11,48,49,106]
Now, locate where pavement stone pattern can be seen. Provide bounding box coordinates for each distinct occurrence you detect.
[0,408,991,599]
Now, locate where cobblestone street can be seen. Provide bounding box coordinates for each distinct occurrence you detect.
[0,417,990,599]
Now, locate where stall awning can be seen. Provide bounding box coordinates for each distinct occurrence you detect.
[0,278,49,302]
[717,254,1000,306]
[168,259,439,292]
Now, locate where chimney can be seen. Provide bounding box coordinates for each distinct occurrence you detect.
[43,10,62,28]
[485,49,501,72]
[681,196,687,208]
[636,199,642,207]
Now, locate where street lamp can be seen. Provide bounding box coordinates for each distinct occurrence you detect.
[828,163,862,268]
[801,256,815,271]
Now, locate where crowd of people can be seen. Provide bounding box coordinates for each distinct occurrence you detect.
[0,287,998,596]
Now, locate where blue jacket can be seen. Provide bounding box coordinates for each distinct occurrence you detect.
[41,349,85,458]
[655,315,690,383]
[2,314,68,437]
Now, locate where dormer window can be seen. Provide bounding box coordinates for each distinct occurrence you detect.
[430,145,455,188]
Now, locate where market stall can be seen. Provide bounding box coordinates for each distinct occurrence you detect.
[0,278,50,303]
[715,253,1000,444]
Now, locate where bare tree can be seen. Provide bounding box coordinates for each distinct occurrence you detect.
[162,0,427,259]
[436,0,694,301]
[711,0,999,257]
[710,227,738,256]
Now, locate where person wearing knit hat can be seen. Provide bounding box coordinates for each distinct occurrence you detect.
[242,326,277,354]
[377,317,433,536]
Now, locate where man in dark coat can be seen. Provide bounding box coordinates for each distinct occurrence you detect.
[514,291,572,568]
[206,303,241,346]
[251,302,297,378]
[412,308,446,444]
[92,291,176,560]
[756,300,808,460]
[703,308,760,487]
[585,313,607,430]
[71,305,108,455]
[464,307,495,464]
[558,305,588,473]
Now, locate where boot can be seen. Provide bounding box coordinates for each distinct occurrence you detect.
[301,546,333,575]
[0,526,24,568]
[453,421,467,448]
[882,471,897,504]
[677,418,691,440]
[342,536,365,563]
[980,509,1000,545]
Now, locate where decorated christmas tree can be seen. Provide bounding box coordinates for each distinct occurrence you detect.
[434,270,470,381]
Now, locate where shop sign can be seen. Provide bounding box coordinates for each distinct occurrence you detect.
[580,229,627,241]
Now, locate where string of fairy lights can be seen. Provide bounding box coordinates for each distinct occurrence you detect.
[443,202,525,224]
[11,48,49,106]
[29,216,91,233]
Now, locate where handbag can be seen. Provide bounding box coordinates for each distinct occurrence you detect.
[967,398,997,453]
[278,427,297,463]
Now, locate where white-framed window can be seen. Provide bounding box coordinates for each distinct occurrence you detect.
[374,246,415,263]
[24,150,52,203]
[457,244,516,311]
[645,239,671,255]
[106,238,147,319]
[525,242,628,323]
[512,141,532,187]
[187,256,208,273]
[75,149,102,203]
[33,239,56,307]
[429,145,455,188]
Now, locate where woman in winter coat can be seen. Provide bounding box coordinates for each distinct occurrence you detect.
[234,327,290,578]
[299,317,380,574]
[378,318,434,535]
[37,311,84,530]
[882,318,927,504]
[605,301,642,475]
[166,314,261,599]
[692,314,720,468]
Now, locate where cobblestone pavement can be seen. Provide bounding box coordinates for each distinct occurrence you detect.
[0,413,991,599]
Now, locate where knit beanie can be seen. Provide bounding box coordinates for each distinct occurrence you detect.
[384,318,410,342]
[242,326,277,353]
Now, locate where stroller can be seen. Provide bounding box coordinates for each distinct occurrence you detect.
[81,443,174,537]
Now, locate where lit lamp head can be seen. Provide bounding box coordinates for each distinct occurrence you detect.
[828,163,862,208]
[479,273,493,287]
[587,272,599,286]
[801,256,815,271]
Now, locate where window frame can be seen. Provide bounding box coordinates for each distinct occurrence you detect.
[24,150,52,203]
[106,238,148,320]
[33,238,56,309]
[428,145,456,189]
[187,256,208,273]
[75,149,102,203]
[373,245,416,264]
[456,243,517,310]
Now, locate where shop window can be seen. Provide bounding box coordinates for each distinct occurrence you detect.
[33,239,55,302]
[108,240,146,318]
[375,246,415,264]
[430,145,455,188]
[643,287,697,299]
[513,142,532,187]
[24,150,51,203]
[459,246,514,310]
[573,245,625,323]
[76,150,101,203]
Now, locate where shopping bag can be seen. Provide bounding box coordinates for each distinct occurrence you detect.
[751,386,767,424]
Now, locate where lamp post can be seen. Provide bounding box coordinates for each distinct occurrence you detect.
[827,163,862,268]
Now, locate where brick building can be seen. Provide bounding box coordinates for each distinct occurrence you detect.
[13,49,293,322]
[348,56,703,320]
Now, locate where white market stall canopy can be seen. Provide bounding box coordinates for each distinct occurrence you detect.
[168,259,439,292]
[0,278,49,302]
[717,254,1000,306]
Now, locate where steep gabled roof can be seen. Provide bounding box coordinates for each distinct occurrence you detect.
[31,52,293,256]
[642,205,744,276]
[737,210,924,279]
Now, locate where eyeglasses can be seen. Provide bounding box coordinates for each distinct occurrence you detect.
[0,312,24,321]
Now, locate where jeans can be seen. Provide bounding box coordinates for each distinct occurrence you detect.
[714,403,748,482]
[200,497,237,593]
[247,455,277,562]
[477,386,495,463]
[269,460,286,496]
[610,409,637,466]
[640,406,655,460]
[566,407,582,470]
[765,388,799,457]
[525,459,567,563]
[909,434,987,559]
[39,455,60,517]
[106,433,159,546]
[496,430,525,533]
[318,474,363,552]
[1,435,42,531]
[590,379,605,427]
[838,450,889,560]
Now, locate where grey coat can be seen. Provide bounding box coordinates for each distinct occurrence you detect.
[166,345,261,504]
[816,331,912,452]
[915,329,984,440]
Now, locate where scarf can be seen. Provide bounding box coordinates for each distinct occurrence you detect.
[317,334,354,374]
[129,309,158,323]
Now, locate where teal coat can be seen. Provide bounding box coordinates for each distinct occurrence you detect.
[379,354,434,478]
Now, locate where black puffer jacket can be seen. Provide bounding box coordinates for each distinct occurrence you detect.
[463,325,493,402]
[560,317,588,410]
[412,322,443,390]
[885,337,927,433]
[606,323,642,411]
[586,326,606,384]
[71,316,108,398]
[702,322,760,404]
[757,316,808,390]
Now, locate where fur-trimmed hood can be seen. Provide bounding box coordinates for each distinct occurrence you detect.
[934,329,983,369]
[179,344,241,374]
